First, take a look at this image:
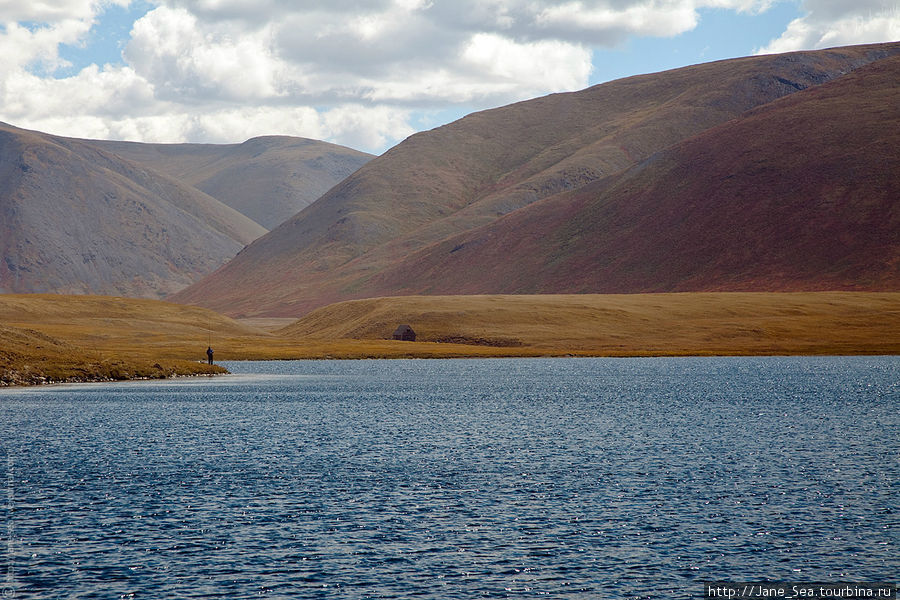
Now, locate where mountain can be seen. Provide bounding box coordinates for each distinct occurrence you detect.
[0,122,267,297]
[90,137,373,230]
[171,42,900,317]
[367,52,900,296]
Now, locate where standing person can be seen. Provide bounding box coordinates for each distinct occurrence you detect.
[206,346,214,365]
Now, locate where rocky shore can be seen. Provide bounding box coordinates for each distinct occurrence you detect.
[0,358,227,387]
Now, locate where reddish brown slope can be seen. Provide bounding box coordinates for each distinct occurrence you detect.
[171,42,900,317]
[370,54,900,296]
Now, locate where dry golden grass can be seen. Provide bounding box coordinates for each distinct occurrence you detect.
[280,292,900,357]
[0,321,227,386]
[0,294,265,357]
[1,292,897,386]
[0,295,242,384]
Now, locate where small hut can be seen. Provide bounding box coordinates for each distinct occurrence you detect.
[392,324,416,341]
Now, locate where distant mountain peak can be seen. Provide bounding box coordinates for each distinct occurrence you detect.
[0,125,372,297]
[169,41,900,317]
[89,135,372,230]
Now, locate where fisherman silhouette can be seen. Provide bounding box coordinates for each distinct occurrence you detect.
[206,346,214,365]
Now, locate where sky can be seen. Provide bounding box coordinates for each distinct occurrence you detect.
[0,1,897,155]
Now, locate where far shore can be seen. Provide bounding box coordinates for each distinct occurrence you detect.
[2,291,898,387]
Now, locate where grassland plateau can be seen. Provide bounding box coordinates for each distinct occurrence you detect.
[1,292,897,386]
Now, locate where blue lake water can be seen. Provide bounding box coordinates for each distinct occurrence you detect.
[1,357,897,599]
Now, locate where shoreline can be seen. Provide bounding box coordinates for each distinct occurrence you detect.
[5,349,897,389]
[0,370,229,390]
[2,292,897,385]
[0,361,228,389]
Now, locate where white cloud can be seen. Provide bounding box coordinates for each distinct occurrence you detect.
[1,64,154,121]
[758,0,900,54]
[125,6,282,101]
[535,1,700,42]
[103,0,598,149]
[321,104,417,150]
[8,95,415,153]
[0,0,97,23]
[0,19,93,75]
[461,33,592,95]
[0,0,898,154]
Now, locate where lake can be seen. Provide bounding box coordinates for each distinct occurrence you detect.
[1,357,897,599]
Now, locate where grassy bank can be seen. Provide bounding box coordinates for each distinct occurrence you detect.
[1,292,898,384]
[278,292,900,357]
[0,323,226,386]
[0,295,237,386]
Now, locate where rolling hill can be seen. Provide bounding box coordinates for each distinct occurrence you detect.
[368,52,900,296]
[277,292,900,356]
[1,292,897,385]
[0,125,370,298]
[171,41,900,317]
[90,136,372,230]
[0,122,267,298]
[0,295,237,386]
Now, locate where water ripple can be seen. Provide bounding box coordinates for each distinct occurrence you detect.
[1,357,897,598]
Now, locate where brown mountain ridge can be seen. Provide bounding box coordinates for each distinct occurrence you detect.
[369,52,900,296]
[89,136,372,230]
[171,41,900,317]
[0,125,370,298]
[0,122,266,297]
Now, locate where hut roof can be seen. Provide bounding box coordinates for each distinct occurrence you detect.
[393,324,415,335]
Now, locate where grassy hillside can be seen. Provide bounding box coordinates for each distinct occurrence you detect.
[0,127,370,300]
[0,294,263,363]
[370,54,900,296]
[0,295,257,385]
[0,319,225,387]
[279,292,900,356]
[2,292,896,385]
[170,42,900,317]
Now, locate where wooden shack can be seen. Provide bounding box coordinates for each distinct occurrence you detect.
[392,324,416,341]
